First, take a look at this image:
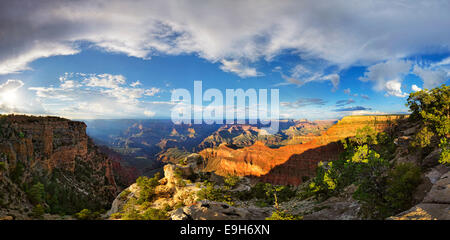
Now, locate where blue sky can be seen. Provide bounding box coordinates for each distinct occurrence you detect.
[0,0,449,120]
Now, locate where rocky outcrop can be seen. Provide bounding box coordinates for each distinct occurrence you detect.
[170,200,271,220]
[0,115,124,219]
[200,115,405,185]
[302,185,361,220]
[390,168,450,220]
[107,158,203,218]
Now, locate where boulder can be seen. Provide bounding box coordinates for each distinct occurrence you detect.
[422,148,442,168]
[303,185,361,220]
[170,200,271,220]
[423,171,450,204]
[390,169,450,220]
[389,203,450,220]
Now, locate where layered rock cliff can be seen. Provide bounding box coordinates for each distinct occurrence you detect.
[200,115,406,185]
[0,115,127,219]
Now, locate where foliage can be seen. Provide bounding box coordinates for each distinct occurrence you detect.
[406,84,449,163]
[439,138,450,165]
[141,208,168,220]
[32,204,45,219]
[119,189,131,200]
[10,162,24,184]
[265,209,303,220]
[0,162,5,171]
[236,182,295,205]
[224,174,240,189]
[354,162,421,219]
[74,209,101,220]
[355,125,378,146]
[384,163,422,213]
[28,182,45,204]
[136,172,160,204]
[411,126,434,148]
[197,182,234,205]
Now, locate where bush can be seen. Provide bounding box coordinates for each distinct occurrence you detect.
[355,126,378,146]
[74,209,101,220]
[119,189,131,200]
[28,182,45,204]
[266,209,302,220]
[141,208,168,220]
[10,162,24,184]
[32,204,45,219]
[411,126,434,148]
[0,162,5,171]
[439,138,450,165]
[197,182,233,205]
[136,173,160,204]
[384,163,422,213]
[224,174,240,189]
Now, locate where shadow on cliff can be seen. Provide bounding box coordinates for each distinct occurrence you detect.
[251,117,404,186]
[251,141,344,186]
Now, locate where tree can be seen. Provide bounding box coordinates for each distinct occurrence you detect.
[406,84,449,164]
[32,204,45,219]
[28,182,45,204]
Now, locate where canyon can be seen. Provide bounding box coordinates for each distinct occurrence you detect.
[0,115,135,219]
[200,115,407,185]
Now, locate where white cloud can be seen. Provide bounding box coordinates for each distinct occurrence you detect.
[144,87,161,96]
[84,73,126,89]
[385,79,407,97]
[276,64,340,90]
[0,79,24,93]
[412,65,448,89]
[28,73,163,119]
[219,59,262,78]
[1,0,449,78]
[411,84,422,92]
[359,59,412,97]
[130,81,142,87]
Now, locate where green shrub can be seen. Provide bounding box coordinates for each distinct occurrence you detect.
[355,126,378,146]
[74,209,101,220]
[224,174,240,188]
[439,138,450,165]
[266,209,302,220]
[0,162,6,171]
[411,126,434,148]
[32,204,45,219]
[119,189,131,200]
[10,162,24,183]
[384,163,422,213]
[197,182,233,205]
[28,182,45,204]
[141,208,168,220]
[136,173,160,204]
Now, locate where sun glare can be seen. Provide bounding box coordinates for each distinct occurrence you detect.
[1,90,18,105]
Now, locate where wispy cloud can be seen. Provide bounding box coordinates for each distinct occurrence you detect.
[334,106,372,112]
[281,98,327,108]
[219,59,263,78]
[28,73,163,119]
[335,99,355,107]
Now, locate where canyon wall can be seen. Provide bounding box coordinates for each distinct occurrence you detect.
[0,115,130,217]
[200,115,407,185]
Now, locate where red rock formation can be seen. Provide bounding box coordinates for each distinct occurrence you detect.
[0,115,131,209]
[199,115,407,185]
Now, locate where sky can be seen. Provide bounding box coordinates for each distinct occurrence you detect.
[0,0,449,120]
